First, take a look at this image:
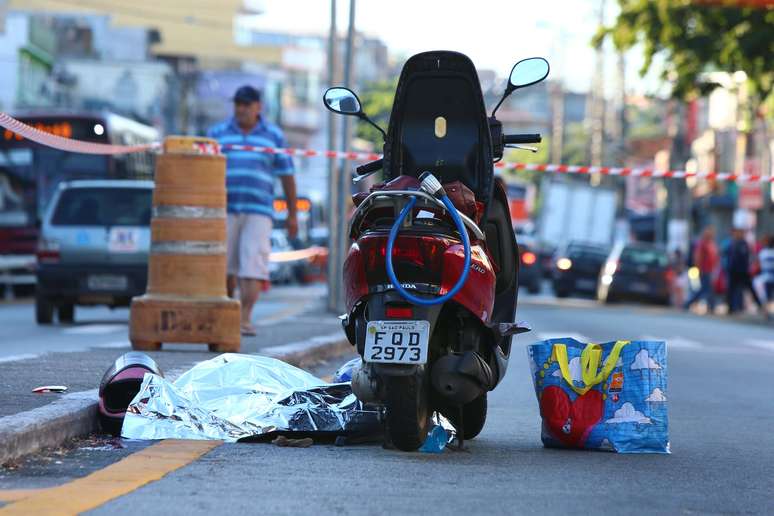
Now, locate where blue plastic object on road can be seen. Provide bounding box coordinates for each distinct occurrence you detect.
[386,193,471,306]
[419,424,449,453]
[333,357,361,383]
[528,338,670,454]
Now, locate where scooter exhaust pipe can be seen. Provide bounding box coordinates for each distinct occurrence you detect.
[351,361,381,404]
[431,351,493,405]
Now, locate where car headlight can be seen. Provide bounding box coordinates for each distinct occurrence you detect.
[556,258,572,271]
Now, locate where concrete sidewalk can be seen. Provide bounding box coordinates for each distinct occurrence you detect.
[0,284,351,464]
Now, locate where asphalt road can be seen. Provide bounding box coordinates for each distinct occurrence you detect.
[0,284,330,362]
[0,284,340,416]
[2,289,774,515]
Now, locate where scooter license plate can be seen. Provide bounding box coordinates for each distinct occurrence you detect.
[364,320,430,365]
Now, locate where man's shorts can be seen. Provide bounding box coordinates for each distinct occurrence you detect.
[226,213,272,280]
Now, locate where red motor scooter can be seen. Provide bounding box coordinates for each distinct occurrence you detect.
[324,51,549,451]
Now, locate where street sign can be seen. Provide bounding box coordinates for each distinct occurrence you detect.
[738,185,763,210]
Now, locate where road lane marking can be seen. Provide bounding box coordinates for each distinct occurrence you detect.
[744,339,774,353]
[0,490,44,503]
[62,324,126,335]
[0,439,221,515]
[93,340,130,349]
[0,353,39,364]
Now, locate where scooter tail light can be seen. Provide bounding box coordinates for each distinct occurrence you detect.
[359,234,448,286]
[386,306,413,319]
[522,251,537,266]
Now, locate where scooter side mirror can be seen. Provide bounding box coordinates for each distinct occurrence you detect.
[491,57,550,117]
[508,57,550,89]
[323,86,388,140]
[323,87,363,116]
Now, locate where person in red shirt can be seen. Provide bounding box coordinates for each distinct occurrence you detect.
[683,226,719,313]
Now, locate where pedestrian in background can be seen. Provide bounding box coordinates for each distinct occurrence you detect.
[724,228,763,315]
[207,85,298,336]
[683,226,719,314]
[753,235,774,319]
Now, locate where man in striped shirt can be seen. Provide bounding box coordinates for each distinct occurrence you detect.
[207,85,298,336]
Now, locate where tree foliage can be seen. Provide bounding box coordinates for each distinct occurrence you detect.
[595,1,774,101]
[503,135,552,184]
[355,78,398,147]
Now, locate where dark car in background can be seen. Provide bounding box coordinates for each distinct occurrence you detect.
[517,234,542,294]
[552,241,609,298]
[597,242,673,305]
[35,180,152,324]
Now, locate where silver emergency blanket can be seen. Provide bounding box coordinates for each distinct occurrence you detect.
[121,354,380,442]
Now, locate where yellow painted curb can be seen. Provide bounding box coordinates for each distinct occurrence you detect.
[0,439,221,515]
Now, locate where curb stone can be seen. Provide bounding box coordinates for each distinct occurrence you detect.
[0,335,350,465]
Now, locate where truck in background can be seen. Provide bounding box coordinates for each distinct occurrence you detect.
[536,179,618,269]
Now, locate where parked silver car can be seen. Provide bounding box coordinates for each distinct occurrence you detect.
[35,180,153,324]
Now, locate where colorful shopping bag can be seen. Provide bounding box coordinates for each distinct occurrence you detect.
[527,338,669,454]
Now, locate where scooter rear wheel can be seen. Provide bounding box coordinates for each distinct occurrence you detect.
[385,374,430,451]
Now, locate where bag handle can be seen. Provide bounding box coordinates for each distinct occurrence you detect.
[552,340,630,396]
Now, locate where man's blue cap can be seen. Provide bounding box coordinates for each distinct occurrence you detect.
[233,85,261,103]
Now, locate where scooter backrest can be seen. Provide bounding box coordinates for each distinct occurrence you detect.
[383,51,494,218]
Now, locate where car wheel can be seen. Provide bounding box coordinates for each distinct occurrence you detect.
[58,304,75,324]
[35,295,54,325]
[555,288,570,298]
[527,280,540,294]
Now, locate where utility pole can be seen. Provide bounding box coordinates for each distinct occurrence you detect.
[550,82,564,165]
[613,50,627,166]
[665,99,690,250]
[547,24,570,165]
[333,0,357,313]
[588,0,606,185]
[325,0,339,312]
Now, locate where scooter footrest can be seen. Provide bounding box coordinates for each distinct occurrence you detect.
[486,321,531,340]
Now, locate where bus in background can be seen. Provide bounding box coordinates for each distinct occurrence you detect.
[0,111,159,296]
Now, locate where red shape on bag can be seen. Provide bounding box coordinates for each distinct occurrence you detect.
[540,385,604,448]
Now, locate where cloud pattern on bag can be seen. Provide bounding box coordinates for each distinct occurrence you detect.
[605,403,652,424]
[630,349,662,370]
[528,338,670,454]
[645,388,667,402]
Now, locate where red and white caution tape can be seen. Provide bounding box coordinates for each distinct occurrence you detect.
[0,112,160,154]
[1,112,771,184]
[269,246,328,263]
[223,144,772,184]
[491,161,773,184]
